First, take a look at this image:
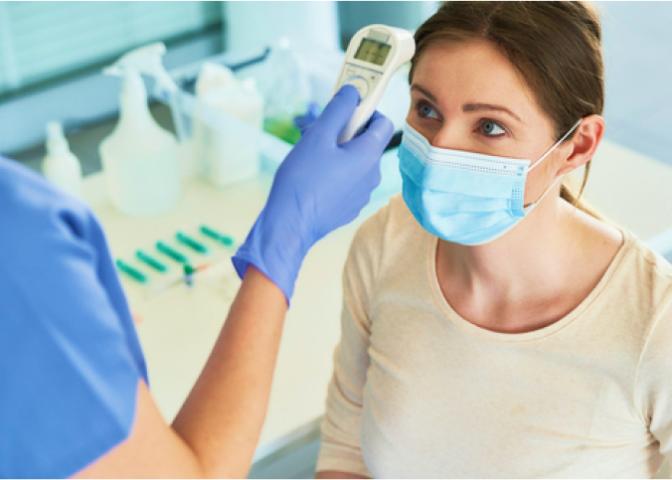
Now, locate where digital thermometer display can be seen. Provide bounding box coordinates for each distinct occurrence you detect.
[333,24,415,143]
[354,38,392,66]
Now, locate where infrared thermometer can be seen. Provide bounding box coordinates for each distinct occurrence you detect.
[334,24,415,143]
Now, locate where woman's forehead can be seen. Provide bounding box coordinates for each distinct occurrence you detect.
[412,39,540,118]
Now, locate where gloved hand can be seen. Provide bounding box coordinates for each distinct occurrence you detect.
[232,85,394,303]
[293,101,321,135]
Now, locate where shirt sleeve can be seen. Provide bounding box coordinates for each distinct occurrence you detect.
[634,284,672,469]
[0,160,145,477]
[316,213,383,477]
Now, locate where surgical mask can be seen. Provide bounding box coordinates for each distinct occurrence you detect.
[398,119,581,245]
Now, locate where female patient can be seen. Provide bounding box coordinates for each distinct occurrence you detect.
[316,2,672,477]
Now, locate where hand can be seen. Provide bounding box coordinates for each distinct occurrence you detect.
[232,85,394,303]
[293,101,321,135]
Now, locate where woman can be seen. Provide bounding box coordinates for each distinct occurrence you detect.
[316,2,672,477]
[0,85,393,477]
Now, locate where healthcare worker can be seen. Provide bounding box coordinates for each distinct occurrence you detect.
[0,85,393,478]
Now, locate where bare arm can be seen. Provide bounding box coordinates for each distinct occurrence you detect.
[76,266,286,478]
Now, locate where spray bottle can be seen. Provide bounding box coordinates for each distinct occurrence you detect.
[42,122,83,197]
[99,43,180,216]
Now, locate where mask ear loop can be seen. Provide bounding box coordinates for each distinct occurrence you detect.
[528,118,583,173]
[524,118,583,210]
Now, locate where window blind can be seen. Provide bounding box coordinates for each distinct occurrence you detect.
[0,1,221,97]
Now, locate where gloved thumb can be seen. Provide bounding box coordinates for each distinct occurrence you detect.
[345,111,394,165]
[316,85,361,140]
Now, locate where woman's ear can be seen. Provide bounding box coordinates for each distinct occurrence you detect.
[557,114,605,175]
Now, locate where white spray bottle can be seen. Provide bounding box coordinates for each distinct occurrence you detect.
[42,122,83,197]
[99,43,180,216]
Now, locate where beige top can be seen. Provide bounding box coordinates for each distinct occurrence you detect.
[316,195,672,478]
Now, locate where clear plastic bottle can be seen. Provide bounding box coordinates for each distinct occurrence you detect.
[42,122,82,197]
[194,62,264,188]
[99,45,181,216]
[257,38,311,145]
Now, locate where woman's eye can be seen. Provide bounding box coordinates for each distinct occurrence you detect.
[479,119,506,137]
[416,101,440,120]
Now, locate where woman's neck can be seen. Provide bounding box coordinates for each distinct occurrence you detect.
[436,192,624,332]
[443,198,573,296]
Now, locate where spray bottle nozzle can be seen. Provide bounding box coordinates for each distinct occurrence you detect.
[103,42,177,93]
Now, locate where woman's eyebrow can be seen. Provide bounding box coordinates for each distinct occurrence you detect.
[462,103,523,123]
[410,84,438,103]
[411,84,523,124]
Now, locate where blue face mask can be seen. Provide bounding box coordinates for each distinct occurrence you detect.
[398,120,582,245]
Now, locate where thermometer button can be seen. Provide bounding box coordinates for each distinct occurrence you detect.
[346,75,369,98]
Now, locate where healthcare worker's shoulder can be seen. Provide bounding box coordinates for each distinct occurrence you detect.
[0,156,147,477]
[0,156,95,250]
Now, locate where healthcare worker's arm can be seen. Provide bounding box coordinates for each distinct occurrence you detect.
[75,266,287,478]
[69,85,394,477]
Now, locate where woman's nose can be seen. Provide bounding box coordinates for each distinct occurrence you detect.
[427,123,468,151]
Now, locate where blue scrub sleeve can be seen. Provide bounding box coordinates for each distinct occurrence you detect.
[0,157,147,478]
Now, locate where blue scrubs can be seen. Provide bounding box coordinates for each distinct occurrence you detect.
[0,156,148,477]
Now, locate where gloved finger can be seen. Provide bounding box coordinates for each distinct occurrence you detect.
[314,84,360,139]
[293,101,321,134]
[344,111,394,164]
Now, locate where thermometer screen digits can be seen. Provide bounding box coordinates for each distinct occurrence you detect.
[354,38,392,66]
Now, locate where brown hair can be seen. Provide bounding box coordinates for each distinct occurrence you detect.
[410,1,603,216]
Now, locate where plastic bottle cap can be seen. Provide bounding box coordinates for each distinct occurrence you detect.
[46,121,69,155]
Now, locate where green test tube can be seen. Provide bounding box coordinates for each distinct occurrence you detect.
[183,264,196,275]
[176,231,209,254]
[135,250,168,272]
[199,224,234,247]
[115,259,147,283]
[156,241,188,264]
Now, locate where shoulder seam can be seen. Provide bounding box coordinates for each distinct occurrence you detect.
[637,241,672,278]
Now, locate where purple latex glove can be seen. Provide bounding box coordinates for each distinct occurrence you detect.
[232,85,394,303]
[293,101,321,135]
